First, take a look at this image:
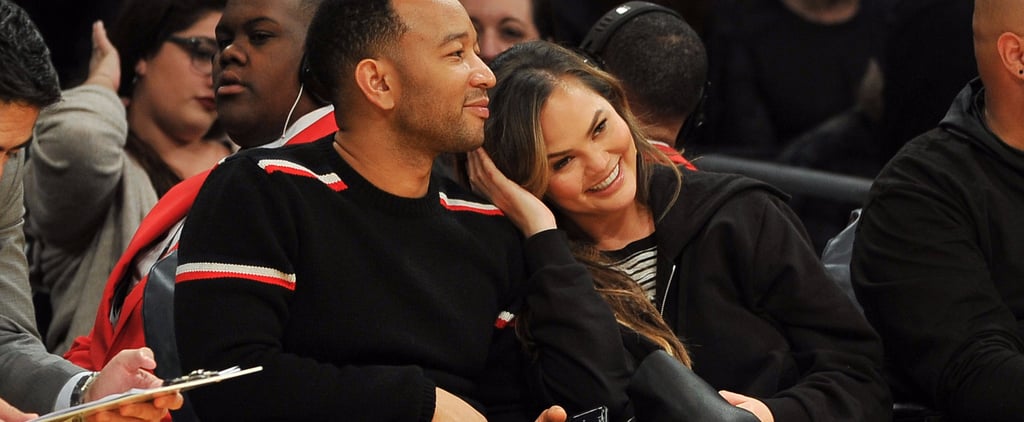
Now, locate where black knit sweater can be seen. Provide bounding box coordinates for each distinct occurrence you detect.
[174,137,629,421]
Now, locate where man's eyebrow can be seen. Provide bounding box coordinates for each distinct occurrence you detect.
[217,16,277,33]
[439,31,470,47]
[243,17,277,29]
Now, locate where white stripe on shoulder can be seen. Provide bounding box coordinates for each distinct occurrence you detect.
[439,192,502,215]
[177,262,297,284]
[257,159,347,191]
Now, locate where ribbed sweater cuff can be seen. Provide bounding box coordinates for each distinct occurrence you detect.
[523,229,576,273]
[418,378,437,422]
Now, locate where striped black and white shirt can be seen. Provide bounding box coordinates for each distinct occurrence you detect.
[605,235,658,301]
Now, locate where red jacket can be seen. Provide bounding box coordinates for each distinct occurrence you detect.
[64,111,337,370]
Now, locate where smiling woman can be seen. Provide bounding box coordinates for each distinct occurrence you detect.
[23,0,229,355]
[480,40,892,422]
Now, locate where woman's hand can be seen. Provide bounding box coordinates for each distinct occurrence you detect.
[84,20,121,93]
[719,391,774,422]
[466,148,557,237]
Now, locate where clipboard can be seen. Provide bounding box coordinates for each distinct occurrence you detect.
[31,366,262,422]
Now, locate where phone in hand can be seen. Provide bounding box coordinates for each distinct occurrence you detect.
[569,406,608,422]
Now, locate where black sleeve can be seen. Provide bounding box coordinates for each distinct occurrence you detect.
[852,174,1024,421]
[519,229,632,420]
[742,194,891,421]
[174,159,436,422]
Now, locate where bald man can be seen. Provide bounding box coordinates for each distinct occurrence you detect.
[851,0,1024,420]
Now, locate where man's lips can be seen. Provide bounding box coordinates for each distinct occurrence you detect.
[216,84,245,96]
[465,98,489,118]
[216,72,245,96]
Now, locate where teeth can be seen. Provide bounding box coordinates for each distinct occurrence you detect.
[588,163,620,192]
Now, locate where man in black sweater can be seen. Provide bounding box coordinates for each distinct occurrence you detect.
[851,0,1024,420]
[173,0,630,421]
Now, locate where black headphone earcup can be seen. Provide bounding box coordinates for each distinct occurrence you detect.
[298,53,330,106]
[579,1,683,65]
[677,81,710,145]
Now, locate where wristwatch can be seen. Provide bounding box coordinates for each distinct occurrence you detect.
[69,371,100,407]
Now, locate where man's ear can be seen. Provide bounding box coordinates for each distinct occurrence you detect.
[996,32,1024,79]
[354,58,396,110]
[134,58,147,77]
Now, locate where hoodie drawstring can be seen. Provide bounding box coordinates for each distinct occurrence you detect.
[660,264,676,315]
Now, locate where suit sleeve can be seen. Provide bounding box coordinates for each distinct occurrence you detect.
[519,230,632,420]
[0,154,83,413]
[25,84,130,248]
[174,159,436,422]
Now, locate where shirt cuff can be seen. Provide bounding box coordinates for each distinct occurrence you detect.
[54,371,91,410]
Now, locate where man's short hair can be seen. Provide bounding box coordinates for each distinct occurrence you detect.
[0,0,60,108]
[305,0,408,110]
[601,11,706,122]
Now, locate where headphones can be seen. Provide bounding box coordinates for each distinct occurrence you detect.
[677,80,709,147]
[299,52,330,106]
[299,52,312,85]
[580,1,682,67]
[579,2,707,147]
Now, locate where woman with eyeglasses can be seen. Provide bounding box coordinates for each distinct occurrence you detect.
[25,0,228,354]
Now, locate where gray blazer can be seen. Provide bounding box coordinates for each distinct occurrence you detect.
[0,153,82,413]
[25,85,156,353]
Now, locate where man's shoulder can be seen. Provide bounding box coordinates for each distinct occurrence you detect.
[213,137,335,178]
[863,127,1001,224]
[878,128,984,188]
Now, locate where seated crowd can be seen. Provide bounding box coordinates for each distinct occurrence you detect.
[1,0,1021,421]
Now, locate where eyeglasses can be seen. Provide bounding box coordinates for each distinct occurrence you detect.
[166,36,218,75]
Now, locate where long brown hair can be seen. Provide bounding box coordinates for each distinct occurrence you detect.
[484,41,689,365]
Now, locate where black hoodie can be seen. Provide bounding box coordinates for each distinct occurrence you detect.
[646,166,891,421]
[852,79,1024,421]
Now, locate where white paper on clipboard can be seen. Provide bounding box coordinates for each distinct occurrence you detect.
[31,366,262,422]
